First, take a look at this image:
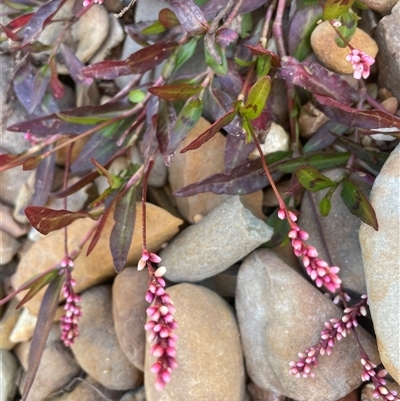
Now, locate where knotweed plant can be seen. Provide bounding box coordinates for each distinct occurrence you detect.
[0,0,399,399]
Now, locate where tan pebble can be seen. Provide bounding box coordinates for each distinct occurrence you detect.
[381,97,398,115]
[311,21,378,75]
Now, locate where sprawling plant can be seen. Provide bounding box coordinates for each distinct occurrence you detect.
[1,0,400,398]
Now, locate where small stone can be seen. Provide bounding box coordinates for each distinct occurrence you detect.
[298,101,330,138]
[17,324,80,401]
[144,283,246,401]
[0,203,27,238]
[112,268,149,370]
[168,117,230,223]
[236,249,380,401]
[311,21,378,75]
[90,13,125,64]
[13,170,35,224]
[0,166,32,207]
[161,196,273,282]
[12,203,182,315]
[359,143,400,385]
[299,169,369,296]
[249,123,290,158]
[9,307,37,344]
[120,386,146,401]
[0,349,18,401]
[71,285,143,390]
[135,0,171,22]
[0,230,20,265]
[360,0,398,14]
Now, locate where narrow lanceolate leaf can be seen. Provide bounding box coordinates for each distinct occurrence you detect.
[25,207,96,235]
[60,45,93,86]
[148,84,203,101]
[22,274,64,401]
[80,60,133,80]
[166,98,203,163]
[127,41,178,74]
[204,42,228,76]
[319,185,337,217]
[22,0,67,45]
[241,76,272,120]
[323,0,356,20]
[28,65,51,114]
[314,94,400,131]
[110,186,136,273]
[295,166,335,191]
[278,57,358,105]
[180,106,238,153]
[16,269,59,309]
[175,37,198,69]
[340,178,378,230]
[168,0,209,35]
[31,149,55,208]
[331,133,388,173]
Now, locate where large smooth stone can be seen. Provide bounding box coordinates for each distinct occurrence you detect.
[145,283,245,400]
[236,249,380,401]
[112,268,148,370]
[71,285,142,390]
[0,349,18,401]
[12,203,182,315]
[359,143,400,384]
[161,196,273,282]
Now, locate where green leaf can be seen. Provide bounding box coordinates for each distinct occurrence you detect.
[240,76,272,120]
[234,57,254,67]
[334,10,358,48]
[340,178,378,230]
[90,158,123,189]
[295,166,336,191]
[176,38,198,69]
[128,89,146,103]
[22,274,64,400]
[141,21,166,35]
[319,184,338,216]
[271,152,350,174]
[240,12,252,38]
[319,195,332,216]
[148,84,203,101]
[323,0,356,20]
[57,113,110,125]
[167,97,203,161]
[256,55,271,77]
[205,43,228,76]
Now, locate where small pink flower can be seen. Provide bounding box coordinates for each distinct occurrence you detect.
[59,270,82,346]
[138,250,162,271]
[345,49,375,80]
[144,263,178,391]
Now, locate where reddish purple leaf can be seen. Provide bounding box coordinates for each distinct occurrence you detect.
[81,59,133,80]
[148,84,203,101]
[13,60,36,113]
[126,41,178,74]
[60,44,93,85]
[50,170,102,198]
[49,58,65,99]
[180,107,238,153]
[302,121,347,153]
[110,185,136,272]
[245,44,281,68]
[7,102,132,136]
[87,198,117,256]
[25,206,95,235]
[224,133,255,173]
[22,274,64,401]
[202,0,268,20]
[168,0,209,35]
[7,13,34,30]
[28,65,51,114]
[22,0,67,45]
[30,149,55,208]
[156,99,177,163]
[277,57,358,105]
[0,23,21,41]
[215,28,238,48]
[314,94,400,131]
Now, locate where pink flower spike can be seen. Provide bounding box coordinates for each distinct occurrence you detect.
[137,258,146,271]
[149,252,162,263]
[278,209,285,220]
[346,48,375,80]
